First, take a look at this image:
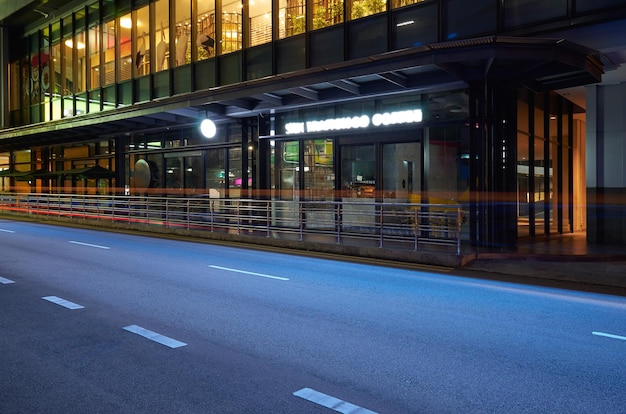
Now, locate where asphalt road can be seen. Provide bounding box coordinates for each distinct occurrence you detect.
[1,219,625,413]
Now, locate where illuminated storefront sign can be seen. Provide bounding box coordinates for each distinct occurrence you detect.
[284,109,423,135]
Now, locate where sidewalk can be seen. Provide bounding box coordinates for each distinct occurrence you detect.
[463,233,626,290]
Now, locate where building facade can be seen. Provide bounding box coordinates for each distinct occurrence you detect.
[1,0,625,248]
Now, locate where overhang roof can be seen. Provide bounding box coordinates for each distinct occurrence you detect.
[0,36,604,151]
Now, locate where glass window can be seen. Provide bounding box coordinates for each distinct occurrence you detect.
[88,23,101,89]
[444,0,496,40]
[118,13,132,81]
[392,1,437,49]
[197,0,216,60]
[279,0,305,38]
[154,0,170,71]
[174,0,191,66]
[206,148,226,197]
[74,30,87,94]
[349,0,386,20]
[228,147,243,197]
[51,39,61,120]
[222,0,243,54]
[304,139,334,200]
[341,145,375,198]
[382,142,421,202]
[249,0,272,46]
[503,0,567,28]
[391,0,427,8]
[577,0,625,12]
[134,5,151,77]
[313,0,344,30]
[102,19,116,85]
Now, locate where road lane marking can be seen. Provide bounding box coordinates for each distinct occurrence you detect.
[0,276,15,284]
[593,331,626,341]
[209,265,289,281]
[69,240,111,249]
[293,388,378,414]
[0,228,15,233]
[42,296,84,310]
[123,325,187,349]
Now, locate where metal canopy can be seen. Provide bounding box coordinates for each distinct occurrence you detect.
[0,36,604,151]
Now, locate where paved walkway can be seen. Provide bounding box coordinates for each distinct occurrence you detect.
[463,233,626,291]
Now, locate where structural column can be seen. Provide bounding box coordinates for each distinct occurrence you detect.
[468,79,518,249]
[586,82,626,244]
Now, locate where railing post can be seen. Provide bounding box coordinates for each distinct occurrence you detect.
[187,199,190,230]
[379,203,384,248]
[237,202,241,235]
[299,202,303,241]
[457,207,462,256]
[414,208,419,251]
[266,202,270,238]
[336,202,341,244]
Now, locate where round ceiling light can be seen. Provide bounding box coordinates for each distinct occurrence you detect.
[200,119,217,138]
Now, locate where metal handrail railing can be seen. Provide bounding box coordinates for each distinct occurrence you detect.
[0,193,463,254]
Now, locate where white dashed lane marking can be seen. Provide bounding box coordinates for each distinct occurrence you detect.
[593,331,626,341]
[42,296,85,310]
[209,265,289,281]
[69,241,111,249]
[0,228,15,233]
[0,276,15,284]
[123,325,187,349]
[293,388,378,414]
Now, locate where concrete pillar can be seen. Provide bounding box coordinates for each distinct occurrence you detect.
[586,82,626,244]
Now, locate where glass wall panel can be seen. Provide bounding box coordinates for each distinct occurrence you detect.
[276,36,306,72]
[154,0,170,71]
[347,15,387,59]
[392,1,438,49]
[222,0,243,54]
[427,126,464,204]
[75,30,87,94]
[249,0,272,46]
[51,38,62,120]
[88,23,101,89]
[312,0,344,30]
[134,5,151,77]
[444,0,496,40]
[206,148,226,197]
[166,155,183,190]
[197,0,217,60]
[174,0,191,66]
[382,142,421,202]
[118,13,132,81]
[102,19,116,85]
[246,44,273,80]
[303,139,334,200]
[577,0,625,12]
[503,0,567,28]
[310,26,344,66]
[279,0,305,38]
[341,145,375,198]
[229,147,243,197]
[391,0,428,8]
[61,17,74,117]
[349,0,385,20]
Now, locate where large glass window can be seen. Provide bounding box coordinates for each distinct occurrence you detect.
[88,23,101,89]
[75,30,87,94]
[303,139,334,200]
[349,0,385,20]
[174,0,191,66]
[341,145,375,198]
[222,0,243,54]
[61,16,74,116]
[249,0,272,46]
[206,148,226,197]
[118,13,132,81]
[197,0,216,60]
[50,31,62,120]
[154,0,170,71]
[312,0,344,30]
[382,142,421,202]
[279,0,305,38]
[134,5,151,76]
[102,19,116,85]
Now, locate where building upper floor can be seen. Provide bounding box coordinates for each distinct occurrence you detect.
[0,0,623,138]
